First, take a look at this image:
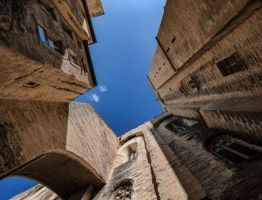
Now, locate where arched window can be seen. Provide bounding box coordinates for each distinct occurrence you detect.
[112,181,133,200]
[113,143,138,176]
[205,135,262,164]
[127,144,137,161]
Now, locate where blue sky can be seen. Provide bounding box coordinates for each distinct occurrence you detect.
[0,0,165,198]
[75,0,165,135]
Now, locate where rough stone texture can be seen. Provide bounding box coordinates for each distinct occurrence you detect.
[86,0,104,17]
[151,114,262,199]
[156,0,249,70]
[0,99,119,199]
[12,185,61,200]
[148,46,175,90]
[148,0,262,139]
[94,133,158,200]
[142,122,189,200]
[0,0,99,102]
[0,44,91,102]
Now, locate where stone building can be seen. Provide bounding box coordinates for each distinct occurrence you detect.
[9,121,189,200]
[147,0,262,199]
[1,0,262,199]
[7,114,262,199]
[0,0,104,101]
[148,0,262,139]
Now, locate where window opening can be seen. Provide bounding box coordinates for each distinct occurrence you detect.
[207,135,262,164]
[171,36,176,43]
[37,25,48,44]
[113,183,133,200]
[216,53,247,76]
[68,51,79,66]
[62,23,74,40]
[128,148,137,161]
[37,25,63,54]
[45,6,57,21]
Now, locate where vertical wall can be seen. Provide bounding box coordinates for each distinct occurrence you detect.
[95,123,190,200]
[151,114,262,199]
[148,0,262,139]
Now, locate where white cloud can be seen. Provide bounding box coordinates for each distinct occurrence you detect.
[98,85,107,92]
[89,93,100,102]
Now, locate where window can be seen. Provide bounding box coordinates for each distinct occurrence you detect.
[128,148,137,161]
[23,81,40,88]
[45,6,57,21]
[166,118,198,136]
[37,25,63,54]
[37,25,48,44]
[78,39,83,49]
[113,182,133,200]
[48,38,63,54]
[216,53,247,76]
[68,51,79,66]
[62,23,74,40]
[206,135,262,164]
[171,36,176,43]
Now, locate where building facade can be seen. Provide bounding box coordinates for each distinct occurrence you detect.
[147,0,262,199]
[1,0,262,199]
[10,121,190,200]
[148,0,262,140]
[8,114,262,199]
[0,0,103,101]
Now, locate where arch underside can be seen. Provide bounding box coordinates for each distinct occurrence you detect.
[1,151,105,199]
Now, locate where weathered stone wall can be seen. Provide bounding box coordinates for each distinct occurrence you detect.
[86,0,104,17]
[148,0,262,138]
[0,0,98,101]
[94,123,194,200]
[158,3,262,100]
[148,46,175,90]
[0,99,119,198]
[142,122,189,200]
[11,185,61,200]
[156,0,250,71]
[152,114,262,199]
[94,131,158,200]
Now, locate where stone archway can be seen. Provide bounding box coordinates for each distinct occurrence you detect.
[1,150,104,199]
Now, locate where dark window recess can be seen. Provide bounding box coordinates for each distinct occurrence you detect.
[206,135,262,164]
[113,183,133,200]
[166,118,198,136]
[216,53,247,76]
[166,47,170,52]
[62,23,74,39]
[78,39,83,49]
[188,79,197,89]
[128,148,137,161]
[37,25,63,54]
[45,6,57,21]
[48,39,63,54]
[171,36,176,43]
[81,58,88,72]
[23,81,40,88]
[69,53,78,65]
